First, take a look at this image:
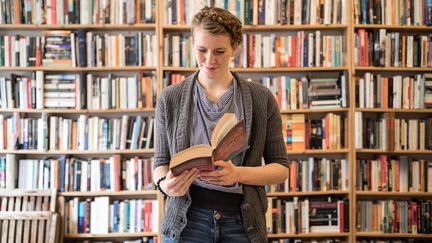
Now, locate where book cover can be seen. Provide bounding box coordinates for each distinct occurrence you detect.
[169,113,247,176]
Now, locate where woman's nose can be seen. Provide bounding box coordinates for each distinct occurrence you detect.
[205,52,216,65]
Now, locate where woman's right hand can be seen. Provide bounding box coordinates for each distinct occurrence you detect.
[160,168,199,197]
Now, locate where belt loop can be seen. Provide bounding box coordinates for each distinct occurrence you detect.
[214,211,221,220]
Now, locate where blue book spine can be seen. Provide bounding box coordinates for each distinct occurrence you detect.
[78,201,85,233]
[113,200,119,233]
[59,156,66,192]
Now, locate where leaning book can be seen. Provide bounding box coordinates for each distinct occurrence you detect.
[169,113,247,176]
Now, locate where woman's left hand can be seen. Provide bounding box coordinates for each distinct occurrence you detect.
[199,160,240,186]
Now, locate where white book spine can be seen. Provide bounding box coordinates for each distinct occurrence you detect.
[80,160,88,192]
[120,115,129,150]
[35,71,44,109]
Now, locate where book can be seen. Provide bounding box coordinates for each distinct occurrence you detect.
[169,113,247,176]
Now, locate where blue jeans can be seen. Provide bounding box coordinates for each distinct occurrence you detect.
[162,206,250,243]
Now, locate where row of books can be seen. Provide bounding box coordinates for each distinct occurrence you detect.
[164,0,347,25]
[355,112,432,150]
[282,113,347,151]
[0,0,156,25]
[355,73,432,109]
[0,113,155,151]
[260,74,347,110]
[237,31,345,68]
[0,72,156,110]
[163,31,345,68]
[64,197,158,234]
[267,158,349,193]
[163,72,186,88]
[77,31,157,68]
[354,0,432,25]
[0,155,153,192]
[357,199,432,234]
[0,31,157,68]
[266,197,349,234]
[356,156,432,192]
[354,30,432,67]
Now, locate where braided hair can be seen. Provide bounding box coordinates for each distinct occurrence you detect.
[191,7,243,48]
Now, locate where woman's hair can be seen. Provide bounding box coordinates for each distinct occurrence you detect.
[191,7,243,48]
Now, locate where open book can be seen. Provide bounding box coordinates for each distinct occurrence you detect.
[169,113,248,176]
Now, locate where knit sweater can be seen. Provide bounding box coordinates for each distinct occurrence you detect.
[154,71,288,242]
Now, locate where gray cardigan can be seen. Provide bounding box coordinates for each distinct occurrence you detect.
[154,71,288,242]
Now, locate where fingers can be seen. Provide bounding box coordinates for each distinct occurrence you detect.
[175,168,199,191]
[163,168,199,197]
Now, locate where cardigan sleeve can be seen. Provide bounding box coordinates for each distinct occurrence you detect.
[263,90,289,167]
[153,92,171,169]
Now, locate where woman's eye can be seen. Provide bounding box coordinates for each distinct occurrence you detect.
[198,49,206,52]
[216,51,225,54]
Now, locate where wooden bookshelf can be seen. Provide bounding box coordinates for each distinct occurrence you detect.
[2,0,432,242]
[160,1,352,242]
[0,1,161,242]
[352,0,432,242]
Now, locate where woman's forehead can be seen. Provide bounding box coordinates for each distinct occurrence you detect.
[193,30,231,44]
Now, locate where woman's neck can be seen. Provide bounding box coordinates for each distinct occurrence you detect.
[197,72,234,101]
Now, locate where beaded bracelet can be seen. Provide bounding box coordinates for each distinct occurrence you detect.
[156,176,168,197]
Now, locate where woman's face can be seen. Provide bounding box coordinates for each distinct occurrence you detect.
[193,28,235,81]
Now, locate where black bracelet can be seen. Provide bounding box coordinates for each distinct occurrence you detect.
[156,176,168,197]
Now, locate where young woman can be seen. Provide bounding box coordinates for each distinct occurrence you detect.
[153,7,289,243]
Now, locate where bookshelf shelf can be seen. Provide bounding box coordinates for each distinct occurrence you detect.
[0,108,156,114]
[354,67,432,72]
[162,67,348,72]
[355,233,432,238]
[356,192,432,197]
[267,191,349,197]
[0,66,157,71]
[356,149,432,154]
[60,190,159,197]
[286,149,350,155]
[162,24,348,31]
[281,108,350,114]
[0,23,157,30]
[267,233,350,238]
[64,232,159,238]
[353,24,432,31]
[355,108,432,114]
[0,149,155,155]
